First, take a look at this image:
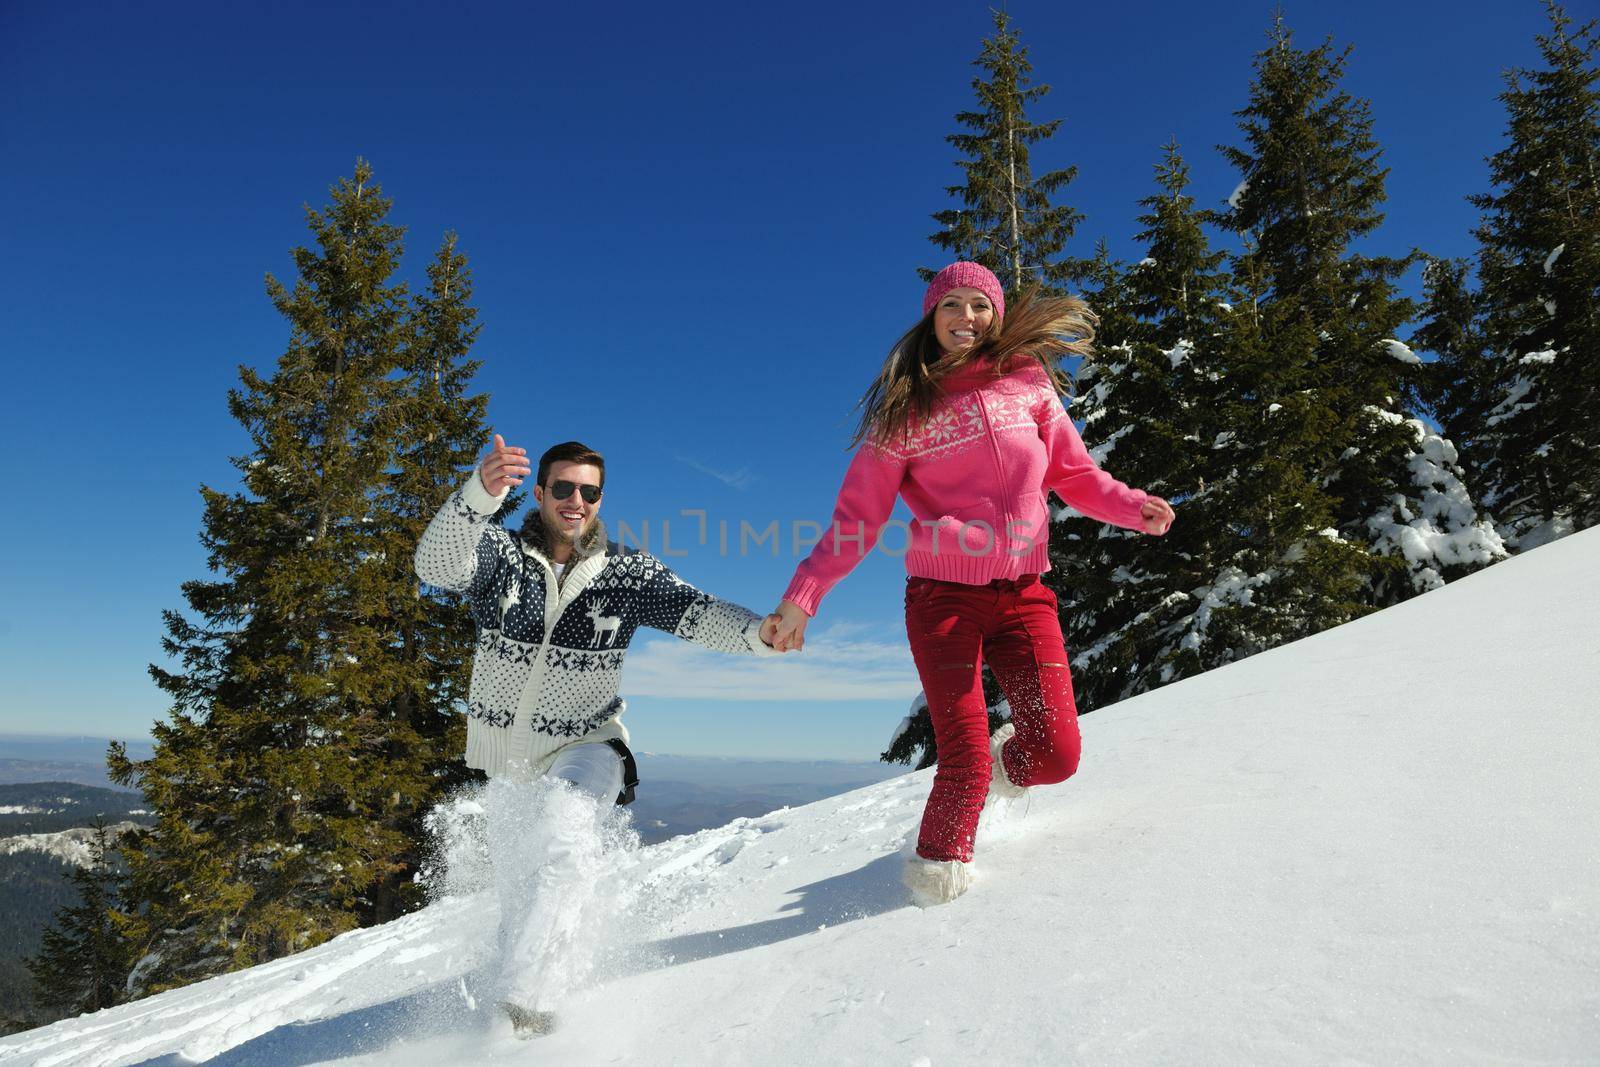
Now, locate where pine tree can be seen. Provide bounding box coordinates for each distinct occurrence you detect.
[26,821,130,1017]
[1196,18,1503,668]
[366,232,495,915]
[1048,240,1135,687]
[1050,144,1235,708]
[1462,1,1600,545]
[925,9,1083,291]
[884,10,1088,770]
[109,161,467,996]
[1413,256,1496,488]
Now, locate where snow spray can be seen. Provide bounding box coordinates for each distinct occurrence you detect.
[418,775,641,1014]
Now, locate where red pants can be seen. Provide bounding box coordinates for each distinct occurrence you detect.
[905,575,1081,862]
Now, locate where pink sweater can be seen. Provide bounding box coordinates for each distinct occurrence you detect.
[782,358,1149,616]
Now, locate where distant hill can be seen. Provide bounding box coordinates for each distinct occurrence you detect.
[0,783,148,836]
[627,756,901,845]
[0,735,154,791]
[0,851,99,1034]
[0,760,138,791]
[0,735,154,763]
[0,783,153,1036]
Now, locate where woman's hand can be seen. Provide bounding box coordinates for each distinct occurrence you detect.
[761,599,811,652]
[479,434,531,496]
[1140,497,1175,536]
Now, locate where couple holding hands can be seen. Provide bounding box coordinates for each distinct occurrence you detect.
[414,261,1173,1034]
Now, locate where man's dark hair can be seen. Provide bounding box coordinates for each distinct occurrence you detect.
[536,441,606,489]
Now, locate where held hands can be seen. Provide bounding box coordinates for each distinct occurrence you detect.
[760,599,810,652]
[1141,496,1176,536]
[754,499,1167,652]
[479,434,531,496]
[755,500,1169,650]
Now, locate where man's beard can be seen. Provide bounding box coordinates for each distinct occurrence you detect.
[543,509,607,555]
[542,511,592,545]
[518,506,602,558]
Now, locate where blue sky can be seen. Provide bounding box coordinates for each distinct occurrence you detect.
[0,0,1555,758]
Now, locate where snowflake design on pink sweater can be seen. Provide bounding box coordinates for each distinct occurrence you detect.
[878,383,1052,460]
[880,395,986,460]
[986,386,1045,434]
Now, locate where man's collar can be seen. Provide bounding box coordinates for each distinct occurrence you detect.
[517,513,608,565]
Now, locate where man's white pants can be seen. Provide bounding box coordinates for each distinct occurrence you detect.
[486,742,623,1013]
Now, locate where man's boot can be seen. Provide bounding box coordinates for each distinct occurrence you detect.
[502,1001,558,1039]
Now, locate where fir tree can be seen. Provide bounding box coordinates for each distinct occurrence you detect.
[26,821,130,1017]
[366,232,496,915]
[1197,18,1502,667]
[109,161,471,996]
[925,9,1083,292]
[1463,1,1600,545]
[1050,144,1234,708]
[1413,256,1496,490]
[1047,239,1136,693]
[884,10,1089,769]
[1072,238,1141,356]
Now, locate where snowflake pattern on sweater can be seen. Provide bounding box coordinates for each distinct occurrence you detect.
[873,366,1057,462]
[416,474,778,779]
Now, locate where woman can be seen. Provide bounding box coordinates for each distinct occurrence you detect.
[765,262,1174,906]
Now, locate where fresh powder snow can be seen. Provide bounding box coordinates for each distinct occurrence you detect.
[4,529,1597,1065]
[1380,338,1422,365]
[1165,339,1193,370]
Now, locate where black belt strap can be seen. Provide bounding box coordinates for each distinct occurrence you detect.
[605,738,639,806]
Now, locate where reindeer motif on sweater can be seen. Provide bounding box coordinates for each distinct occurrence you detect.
[585,599,622,648]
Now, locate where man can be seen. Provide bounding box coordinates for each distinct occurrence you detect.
[415,435,782,1036]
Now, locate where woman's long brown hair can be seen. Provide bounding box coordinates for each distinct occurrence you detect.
[849,286,1098,449]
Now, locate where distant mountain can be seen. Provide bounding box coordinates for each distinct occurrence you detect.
[0,760,138,790]
[633,753,903,789]
[627,757,901,845]
[0,735,154,791]
[0,783,148,836]
[0,851,93,1034]
[0,783,153,1036]
[0,736,155,764]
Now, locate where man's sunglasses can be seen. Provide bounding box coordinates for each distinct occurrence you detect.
[548,480,602,504]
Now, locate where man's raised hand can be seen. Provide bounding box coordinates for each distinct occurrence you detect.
[479,434,532,496]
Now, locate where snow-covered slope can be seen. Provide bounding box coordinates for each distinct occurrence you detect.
[6,529,1598,1066]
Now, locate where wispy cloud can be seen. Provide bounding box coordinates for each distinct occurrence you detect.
[621,621,918,702]
[676,453,757,492]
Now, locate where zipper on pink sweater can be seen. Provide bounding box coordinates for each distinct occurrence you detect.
[976,388,1015,538]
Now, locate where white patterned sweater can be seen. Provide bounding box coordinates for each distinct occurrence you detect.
[415,473,778,780]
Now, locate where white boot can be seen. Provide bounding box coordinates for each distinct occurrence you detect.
[502,1000,558,1039]
[988,721,1027,802]
[902,855,974,907]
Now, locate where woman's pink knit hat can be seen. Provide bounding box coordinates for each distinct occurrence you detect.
[922,261,1005,322]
